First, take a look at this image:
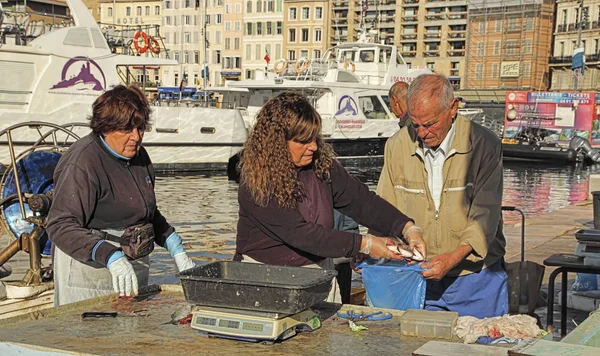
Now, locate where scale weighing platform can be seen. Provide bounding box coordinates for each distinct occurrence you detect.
[190,306,321,343]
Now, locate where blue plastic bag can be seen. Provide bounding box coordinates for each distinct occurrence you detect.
[572,273,599,291]
[357,259,426,310]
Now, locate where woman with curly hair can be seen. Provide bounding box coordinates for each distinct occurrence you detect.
[235,92,426,301]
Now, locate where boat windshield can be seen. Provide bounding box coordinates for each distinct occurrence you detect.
[0,2,74,45]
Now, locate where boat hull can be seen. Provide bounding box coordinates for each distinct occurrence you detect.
[502,143,579,164]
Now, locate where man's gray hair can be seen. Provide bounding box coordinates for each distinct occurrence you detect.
[406,74,455,113]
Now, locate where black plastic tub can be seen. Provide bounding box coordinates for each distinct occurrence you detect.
[176,261,338,314]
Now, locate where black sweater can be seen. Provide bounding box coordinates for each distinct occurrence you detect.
[235,160,413,266]
[46,133,173,267]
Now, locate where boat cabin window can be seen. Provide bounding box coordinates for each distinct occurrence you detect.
[359,96,389,120]
[359,50,375,63]
[379,48,393,65]
[339,50,357,63]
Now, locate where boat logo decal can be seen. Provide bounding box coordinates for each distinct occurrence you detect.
[51,57,106,91]
[335,95,358,116]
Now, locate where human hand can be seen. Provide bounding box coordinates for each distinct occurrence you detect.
[107,255,139,297]
[420,253,458,280]
[404,227,427,265]
[174,252,196,272]
[368,236,406,261]
[350,253,368,274]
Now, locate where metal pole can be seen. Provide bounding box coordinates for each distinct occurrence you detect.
[203,0,208,105]
[6,131,27,219]
[113,0,116,24]
[575,0,584,91]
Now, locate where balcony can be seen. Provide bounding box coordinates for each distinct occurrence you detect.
[448,31,466,39]
[331,18,348,26]
[450,69,460,77]
[332,0,350,8]
[447,49,465,57]
[424,49,440,57]
[425,13,444,21]
[402,0,419,4]
[447,12,467,20]
[400,50,417,57]
[557,24,566,32]
[424,32,441,39]
[402,15,418,22]
[331,35,348,43]
[594,21,600,29]
[548,56,571,64]
[400,33,418,39]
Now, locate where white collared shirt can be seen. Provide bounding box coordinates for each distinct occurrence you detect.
[423,121,456,211]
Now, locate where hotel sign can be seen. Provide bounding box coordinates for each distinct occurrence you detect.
[116,17,146,25]
[500,61,520,78]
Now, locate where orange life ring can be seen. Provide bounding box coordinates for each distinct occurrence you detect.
[273,59,287,74]
[148,36,160,54]
[133,31,149,54]
[294,58,310,74]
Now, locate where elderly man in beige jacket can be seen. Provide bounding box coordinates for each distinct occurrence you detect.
[376,74,508,318]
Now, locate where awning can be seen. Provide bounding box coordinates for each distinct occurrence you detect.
[158,87,196,94]
[222,71,241,77]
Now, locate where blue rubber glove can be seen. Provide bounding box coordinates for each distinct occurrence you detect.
[106,250,138,296]
[165,232,195,272]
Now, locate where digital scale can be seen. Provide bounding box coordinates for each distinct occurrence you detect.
[190,306,321,344]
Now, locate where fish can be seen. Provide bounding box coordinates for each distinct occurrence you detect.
[387,245,424,261]
[162,304,193,325]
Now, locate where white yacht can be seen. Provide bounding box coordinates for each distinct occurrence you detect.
[0,0,247,173]
[213,28,431,159]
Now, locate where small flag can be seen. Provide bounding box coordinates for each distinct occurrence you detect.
[572,47,585,75]
[264,49,270,64]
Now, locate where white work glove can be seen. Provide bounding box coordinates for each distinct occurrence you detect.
[107,254,139,297]
[165,232,196,272]
[174,252,196,272]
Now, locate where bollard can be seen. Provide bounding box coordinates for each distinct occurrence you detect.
[593,191,600,230]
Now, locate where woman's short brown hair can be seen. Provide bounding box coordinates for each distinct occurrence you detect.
[89,85,151,135]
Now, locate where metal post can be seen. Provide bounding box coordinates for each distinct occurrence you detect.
[575,0,584,91]
[6,131,26,220]
[203,0,208,105]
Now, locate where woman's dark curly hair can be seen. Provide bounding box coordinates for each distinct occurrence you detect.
[89,85,151,134]
[240,92,335,209]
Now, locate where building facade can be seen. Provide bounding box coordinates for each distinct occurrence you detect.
[203,0,224,86]
[220,0,244,82]
[550,0,600,91]
[282,0,328,61]
[399,0,468,89]
[99,0,164,87]
[464,0,554,91]
[242,0,284,79]
[82,0,102,22]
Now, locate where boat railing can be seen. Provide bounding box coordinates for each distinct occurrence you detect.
[274,58,330,81]
[0,8,73,46]
[99,22,166,59]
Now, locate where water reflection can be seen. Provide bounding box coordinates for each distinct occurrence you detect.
[149,162,600,283]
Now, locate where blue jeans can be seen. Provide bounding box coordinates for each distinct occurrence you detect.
[424,258,508,318]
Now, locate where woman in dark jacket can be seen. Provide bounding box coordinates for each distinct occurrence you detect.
[235,92,426,301]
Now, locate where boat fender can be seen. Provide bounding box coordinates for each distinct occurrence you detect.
[274,59,287,75]
[148,36,161,54]
[133,31,149,54]
[344,59,355,72]
[294,58,310,74]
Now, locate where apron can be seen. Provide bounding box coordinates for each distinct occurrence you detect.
[53,229,150,306]
[241,255,342,304]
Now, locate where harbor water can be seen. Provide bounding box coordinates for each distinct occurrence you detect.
[148,161,600,284]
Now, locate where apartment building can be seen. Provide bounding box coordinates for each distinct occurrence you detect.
[242,0,284,79]
[161,0,203,88]
[464,0,554,91]
[99,0,163,86]
[282,0,328,61]
[550,0,600,91]
[219,0,243,82]
[82,0,102,21]
[399,0,468,89]
[202,0,224,86]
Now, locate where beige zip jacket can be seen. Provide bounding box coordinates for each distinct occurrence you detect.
[376,115,506,277]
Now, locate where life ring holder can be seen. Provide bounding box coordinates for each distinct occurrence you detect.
[294,57,310,74]
[133,30,149,54]
[148,36,161,55]
[273,59,287,75]
[344,59,355,72]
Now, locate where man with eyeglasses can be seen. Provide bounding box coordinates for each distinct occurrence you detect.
[375,74,508,318]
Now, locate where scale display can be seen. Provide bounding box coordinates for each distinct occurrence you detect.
[190,308,320,342]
